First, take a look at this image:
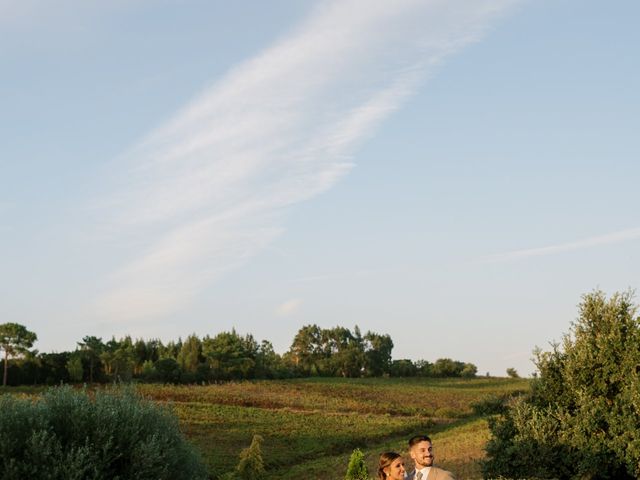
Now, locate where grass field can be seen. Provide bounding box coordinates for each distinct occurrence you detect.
[1,377,528,479]
[140,377,529,479]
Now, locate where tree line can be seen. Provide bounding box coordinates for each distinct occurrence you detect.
[0,323,478,386]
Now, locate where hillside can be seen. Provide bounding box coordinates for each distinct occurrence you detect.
[140,377,528,478]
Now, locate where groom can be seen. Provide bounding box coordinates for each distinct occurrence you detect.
[404,435,456,480]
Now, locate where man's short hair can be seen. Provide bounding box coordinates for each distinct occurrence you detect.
[409,435,432,448]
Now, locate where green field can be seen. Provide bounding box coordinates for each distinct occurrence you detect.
[139,377,528,479]
[0,377,528,479]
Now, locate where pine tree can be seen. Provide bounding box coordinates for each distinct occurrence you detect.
[345,448,369,480]
[0,322,37,386]
[236,434,265,480]
[66,355,84,382]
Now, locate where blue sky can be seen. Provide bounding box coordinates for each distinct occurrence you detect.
[2,0,639,376]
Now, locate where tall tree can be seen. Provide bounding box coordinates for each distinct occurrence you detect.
[99,336,136,381]
[66,354,84,383]
[364,332,393,376]
[202,330,258,380]
[177,334,202,374]
[326,326,365,377]
[0,323,37,386]
[112,336,136,381]
[77,335,104,383]
[483,290,640,479]
[255,340,283,378]
[288,325,323,375]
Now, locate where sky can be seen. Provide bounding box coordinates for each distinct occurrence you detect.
[2,0,639,376]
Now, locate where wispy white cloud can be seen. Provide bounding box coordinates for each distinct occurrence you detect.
[481,227,640,263]
[275,299,303,317]
[96,0,518,321]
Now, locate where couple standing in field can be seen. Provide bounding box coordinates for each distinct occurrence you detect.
[378,435,455,480]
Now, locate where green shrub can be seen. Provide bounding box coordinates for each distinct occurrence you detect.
[345,448,369,480]
[223,434,266,480]
[0,386,208,480]
[236,434,265,480]
[471,391,526,416]
[482,290,640,479]
[471,394,508,416]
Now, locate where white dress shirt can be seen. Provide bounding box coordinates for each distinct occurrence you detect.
[415,466,431,479]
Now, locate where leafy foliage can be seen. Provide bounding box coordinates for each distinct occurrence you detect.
[236,434,266,480]
[220,434,266,480]
[482,290,640,479]
[0,386,208,480]
[345,448,370,480]
[77,336,104,383]
[3,324,477,385]
[505,367,519,378]
[471,393,514,416]
[66,355,84,383]
[0,322,37,386]
[287,325,393,377]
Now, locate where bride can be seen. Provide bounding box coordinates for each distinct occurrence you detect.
[378,451,406,480]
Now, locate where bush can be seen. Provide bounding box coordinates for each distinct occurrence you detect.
[389,359,417,377]
[223,434,265,480]
[460,362,477,378]
[471,394,509,416]
[236,434,265,480]
[505,367,519,378]
[482,290,640,479]
[0,386,208,479]
[345,448,369,480]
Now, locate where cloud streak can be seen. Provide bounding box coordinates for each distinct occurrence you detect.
[275,299,303,317]
[481,227,640,263]
[96,0,518,321]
